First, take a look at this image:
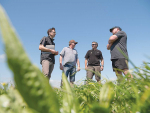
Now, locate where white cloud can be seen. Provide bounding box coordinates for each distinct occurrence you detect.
[109,77,117,81]
[49,77,118,88]
[49,79,85,88]
[0,54,6,62]
[50,79,61,88]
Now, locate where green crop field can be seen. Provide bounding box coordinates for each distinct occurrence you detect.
[0,5,150,113]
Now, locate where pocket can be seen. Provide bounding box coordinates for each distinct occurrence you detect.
[114,59,119,67]
[41,54,49,59]
[64,64,70,67]
[73,50,77,55]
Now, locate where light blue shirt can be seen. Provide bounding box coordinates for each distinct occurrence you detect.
[60,47,78,66]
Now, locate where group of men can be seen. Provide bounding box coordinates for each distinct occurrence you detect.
[39,26,133,86]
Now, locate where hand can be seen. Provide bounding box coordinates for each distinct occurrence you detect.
[55,51,58,55]
[50,49,56,54]
[100,66,103,71]
[107,44,110,50]
[51,50,58,55]
[60,64,63,70]
[85,66,88,70]
[77,67,80,71]
[107,43,112,50]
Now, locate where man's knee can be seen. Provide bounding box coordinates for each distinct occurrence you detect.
[95,74,101,81]
[42,60,49,74]
[123,69,129,75]
[115,70,122,76]
[123,69,133,79]
[42,69,49,77]
[42,65,50,79]
[86,70,94,80]
[86,75,93,81]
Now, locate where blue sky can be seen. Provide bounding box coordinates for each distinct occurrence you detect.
[0,0,150,87]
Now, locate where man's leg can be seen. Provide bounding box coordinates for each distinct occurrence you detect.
[123,69,133,81]
[114,69,123,83]
[48,61,54,80]
[94,66,101,84]
[42,60,50,79]
[86,66,94,84]
[70,67,76,87]
[112,59,124,83]
[61,65,69,87]
[123,59,133,81]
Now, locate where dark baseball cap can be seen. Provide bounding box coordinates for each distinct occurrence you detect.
[69,40,78,45]
[110,26,122,32]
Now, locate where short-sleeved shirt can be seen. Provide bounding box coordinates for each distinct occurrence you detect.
[60,47,78,66]
[40,36,55,64]
[110,31,128,60]
[85,49,103,66]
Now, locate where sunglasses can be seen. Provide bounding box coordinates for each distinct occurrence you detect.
[92,44,97,45]
[51,31,56,33]
[70,42,77,45]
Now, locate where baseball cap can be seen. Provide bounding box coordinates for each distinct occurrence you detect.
[69,40,78,45]
[110,26,122,32]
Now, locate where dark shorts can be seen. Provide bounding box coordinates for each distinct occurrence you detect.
[112,58,128,72]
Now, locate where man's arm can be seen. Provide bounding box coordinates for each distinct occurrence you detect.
[108,35,118,43]
[85,58,88,69]
[76,59,80,71]
[107,35,118,50]
[39,44,58,55]
[59,55,63,70]
[100,59,104,71]
[107,43,112,50]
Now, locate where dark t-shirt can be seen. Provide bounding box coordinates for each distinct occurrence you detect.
[110,31,128,60]
[85,49,103,66]
[40,36,55,64]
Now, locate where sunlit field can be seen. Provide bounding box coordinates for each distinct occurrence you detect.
[0,5,150,113]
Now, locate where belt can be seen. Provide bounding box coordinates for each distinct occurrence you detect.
[41,52,52,54]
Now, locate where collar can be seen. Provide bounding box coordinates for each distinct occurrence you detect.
[67,46,75,50]
[48,36,55,41]
[92,48,98,51]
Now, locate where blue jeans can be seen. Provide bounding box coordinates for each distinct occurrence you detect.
[63,64,76,82]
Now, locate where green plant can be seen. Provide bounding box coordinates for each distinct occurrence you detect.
[0,4,150,113]
[0,5,60,113]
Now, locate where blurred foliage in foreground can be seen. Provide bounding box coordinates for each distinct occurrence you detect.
[0,4,150,113]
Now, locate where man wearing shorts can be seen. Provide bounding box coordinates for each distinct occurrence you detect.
[59,40,80,87]
[107,26,133,82]
[85,41,104,84]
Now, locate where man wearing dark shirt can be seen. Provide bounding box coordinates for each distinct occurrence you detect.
[107,26,133,82]
[85,41,104,83]
[39,28,58,80]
